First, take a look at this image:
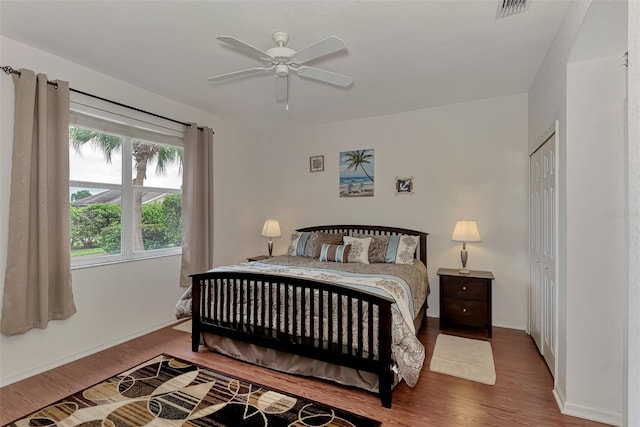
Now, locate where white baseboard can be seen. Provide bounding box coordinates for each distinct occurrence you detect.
[554,386,622,426]
[561,402,622,426]
[493,320,526,330]
[553,385,566,413]
[426,313,526,331]
[0,318,177,387]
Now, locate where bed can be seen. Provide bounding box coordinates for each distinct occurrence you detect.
[176,225,429,408]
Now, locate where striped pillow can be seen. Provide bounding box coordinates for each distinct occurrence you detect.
[319,243,351,263]
[305,232,346,258]
[288,232,312,256]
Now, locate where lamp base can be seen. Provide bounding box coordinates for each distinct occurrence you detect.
[459,245,469,274]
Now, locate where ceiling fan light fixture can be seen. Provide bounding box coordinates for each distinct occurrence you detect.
[275,64,289,77]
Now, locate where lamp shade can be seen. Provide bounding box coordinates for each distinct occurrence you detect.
[451,220,482,243]
[261,220,282,238]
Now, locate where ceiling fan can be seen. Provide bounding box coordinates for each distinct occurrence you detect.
[207,31,353,104]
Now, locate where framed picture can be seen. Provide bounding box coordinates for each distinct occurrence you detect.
[310,155,324,172]
[339,149,374,197]
[395,176,414,194]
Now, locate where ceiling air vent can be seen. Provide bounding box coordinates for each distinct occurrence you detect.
[496,0,530,19]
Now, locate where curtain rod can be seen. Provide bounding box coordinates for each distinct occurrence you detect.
[1,65,211,133]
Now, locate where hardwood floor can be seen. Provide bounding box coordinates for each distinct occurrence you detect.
[1,317,608,426]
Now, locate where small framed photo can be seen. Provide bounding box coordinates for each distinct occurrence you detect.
[395,176,414,194]
[310,155,324,172]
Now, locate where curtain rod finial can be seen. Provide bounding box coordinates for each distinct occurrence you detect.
[1,65,21,76]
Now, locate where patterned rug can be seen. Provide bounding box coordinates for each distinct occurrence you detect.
[6,354,380,426]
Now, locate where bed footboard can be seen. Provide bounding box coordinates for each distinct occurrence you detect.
[190,271,394,408]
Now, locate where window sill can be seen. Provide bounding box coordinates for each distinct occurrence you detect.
[71,250,181,270]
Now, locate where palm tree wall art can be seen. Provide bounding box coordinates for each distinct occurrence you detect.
[339,149,374,197]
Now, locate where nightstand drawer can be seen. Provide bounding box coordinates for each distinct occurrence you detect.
[442,298,487,328]
[441,276,487,300]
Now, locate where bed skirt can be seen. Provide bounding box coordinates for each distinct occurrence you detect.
[202,332,400,392]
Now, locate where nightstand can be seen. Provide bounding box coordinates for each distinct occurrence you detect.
[247,255,271,262]
[438,268,494,338]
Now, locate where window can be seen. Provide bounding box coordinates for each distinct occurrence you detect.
[69,110,183,267]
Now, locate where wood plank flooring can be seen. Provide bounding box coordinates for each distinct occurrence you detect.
[0,317,609,426]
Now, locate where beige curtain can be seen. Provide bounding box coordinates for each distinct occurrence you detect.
[1,69,76,336]
[180,125,214,286]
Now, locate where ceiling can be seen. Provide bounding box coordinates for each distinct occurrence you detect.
[0,1,572,129]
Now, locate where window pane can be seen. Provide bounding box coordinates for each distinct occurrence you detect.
[131,141,183,189]
[69,127,122,184]
[134,190,182,252]
[70,187,122,257]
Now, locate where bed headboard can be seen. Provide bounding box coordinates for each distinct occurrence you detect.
[296,225,428,266]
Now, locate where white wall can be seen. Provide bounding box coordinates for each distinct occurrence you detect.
[566,54,625,423]
[0,36,261,385]
[259,94,529,330]
[528,1,629,424]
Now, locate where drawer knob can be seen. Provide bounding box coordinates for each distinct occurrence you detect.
[462,286,467,291]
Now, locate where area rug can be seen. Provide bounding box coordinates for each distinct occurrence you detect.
[429,334,496,385]
[6,354,380,427]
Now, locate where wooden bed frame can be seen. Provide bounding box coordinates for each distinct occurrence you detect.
[190,225,428,408]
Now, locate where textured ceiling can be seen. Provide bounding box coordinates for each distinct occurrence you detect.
[0,1,571,128]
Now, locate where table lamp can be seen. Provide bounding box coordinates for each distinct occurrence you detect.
[451,220,482,274]
[261,219,281,256]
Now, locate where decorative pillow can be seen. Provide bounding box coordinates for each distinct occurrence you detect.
[385,234,420,264]
[343,236,372,264]
[305,232,347,258]
[287,231,312,256]
[353,233,390,263]
[319,243,351,263]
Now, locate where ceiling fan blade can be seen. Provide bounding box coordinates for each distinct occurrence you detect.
[207,67,270,81]
[275,75,288,102]
[297,66,353,87]
[294,36,346,64]
[217,35,270,59]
